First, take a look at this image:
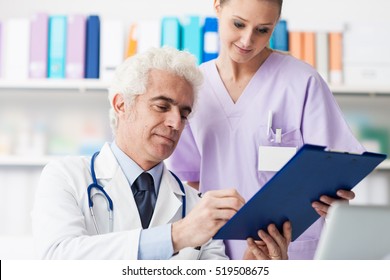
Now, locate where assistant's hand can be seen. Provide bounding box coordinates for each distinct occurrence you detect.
[243,221,291,260]
[312,189,355,217]
[171,188,245,253]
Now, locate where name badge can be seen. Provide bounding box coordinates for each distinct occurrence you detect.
[258,146,297,172]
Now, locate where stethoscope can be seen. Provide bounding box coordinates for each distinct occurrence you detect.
[87,151,186,234]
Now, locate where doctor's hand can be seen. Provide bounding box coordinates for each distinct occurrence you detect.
[243,221,291,260]
[311,189,355,217]
[171,188,245,253]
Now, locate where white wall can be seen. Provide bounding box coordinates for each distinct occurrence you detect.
[1,0,390,259]
[0,0,389,23]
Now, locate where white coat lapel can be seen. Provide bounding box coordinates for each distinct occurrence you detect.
[94,143,143,230]
[149,166,184,227]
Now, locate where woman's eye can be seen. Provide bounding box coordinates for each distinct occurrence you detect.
[234,20,244,29]
[257,28,269,34]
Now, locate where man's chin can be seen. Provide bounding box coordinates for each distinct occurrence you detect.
[152,146,175,161]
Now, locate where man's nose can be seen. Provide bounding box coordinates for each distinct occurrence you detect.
[165,109,182,130]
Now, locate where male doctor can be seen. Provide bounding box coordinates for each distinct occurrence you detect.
[32,47,291,260]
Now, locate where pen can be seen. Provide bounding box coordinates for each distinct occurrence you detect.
[267,110,273,136]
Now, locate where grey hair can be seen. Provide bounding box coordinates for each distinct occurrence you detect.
[108,46,203,135]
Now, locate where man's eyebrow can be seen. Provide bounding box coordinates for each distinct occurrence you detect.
[150,95,192,114]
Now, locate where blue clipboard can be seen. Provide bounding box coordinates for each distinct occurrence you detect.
[213,144,387,241]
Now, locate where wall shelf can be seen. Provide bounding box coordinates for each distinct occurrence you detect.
[1,81,390,95]
[0,79,110,93]
[0,155,63,167]
[330,85,390,96]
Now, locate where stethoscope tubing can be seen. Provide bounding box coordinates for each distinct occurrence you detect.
[88,151,186,234]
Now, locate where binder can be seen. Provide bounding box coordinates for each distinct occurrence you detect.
[125,23,138,58]
[302,31,316,67]
[66,14,86,79]
[3,18,30,80]
[213,144,386,241]
[182,15,202,64]
[271,19,288,52]
[48,15,67,78]
[329,32,343,85]
[85,15,100,79]
[99,19,125,81]
[161,16,181,49]
[288,31,303,60]
[202,17,219,62]
[29,13,49,78]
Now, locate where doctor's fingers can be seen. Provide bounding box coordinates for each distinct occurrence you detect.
[199,206,239,222]
[202,188,245,205]
[204,196,245,213]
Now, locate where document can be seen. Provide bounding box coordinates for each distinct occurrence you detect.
[214,144,386,241]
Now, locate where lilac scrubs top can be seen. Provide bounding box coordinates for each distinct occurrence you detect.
[167,52,365,260]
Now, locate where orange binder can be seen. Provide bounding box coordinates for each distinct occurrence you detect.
[303,32,316,67]
[125,23,138,58]
[329,32,343,84]
[288,31,303,60]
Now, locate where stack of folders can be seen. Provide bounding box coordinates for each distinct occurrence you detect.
[0,13,102,80]
[287,28,344,85]
[0,15,348,83]
[0,14,222,80]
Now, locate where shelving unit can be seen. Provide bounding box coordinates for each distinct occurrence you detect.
[0,79,110,92]
[331,85,390,96]
[0,155,62,167]
[0,81,389,169]
[0,0,388,262]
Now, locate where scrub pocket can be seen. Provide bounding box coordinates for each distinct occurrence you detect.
[266,128,303,148]
[257,128,303,184]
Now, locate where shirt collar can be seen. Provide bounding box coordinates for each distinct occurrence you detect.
[110,141,163,194]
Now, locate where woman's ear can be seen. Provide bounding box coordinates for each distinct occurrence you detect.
[112,93,125,115]
[214,0,221,15]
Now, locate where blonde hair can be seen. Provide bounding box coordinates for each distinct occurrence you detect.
[219,0,283,16]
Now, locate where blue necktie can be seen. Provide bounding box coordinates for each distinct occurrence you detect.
[131,172,156,229]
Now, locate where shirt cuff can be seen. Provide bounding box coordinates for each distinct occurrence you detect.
[138,224,173,260]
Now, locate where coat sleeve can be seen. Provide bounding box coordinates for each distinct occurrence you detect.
[31,160,141,260]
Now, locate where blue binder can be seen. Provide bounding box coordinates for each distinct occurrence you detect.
[48,15,67,78]
[214,144,386,241]
[85,15,100,79]
[161,17,181,49]
[270,19,288,51]
[202,17,219,62]
[182,15,202,64]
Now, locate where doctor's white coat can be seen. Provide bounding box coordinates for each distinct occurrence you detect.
[31,143,227,260]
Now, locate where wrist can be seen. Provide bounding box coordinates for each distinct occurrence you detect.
[171,220,188,253]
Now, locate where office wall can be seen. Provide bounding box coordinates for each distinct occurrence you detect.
[0,0,389,259]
